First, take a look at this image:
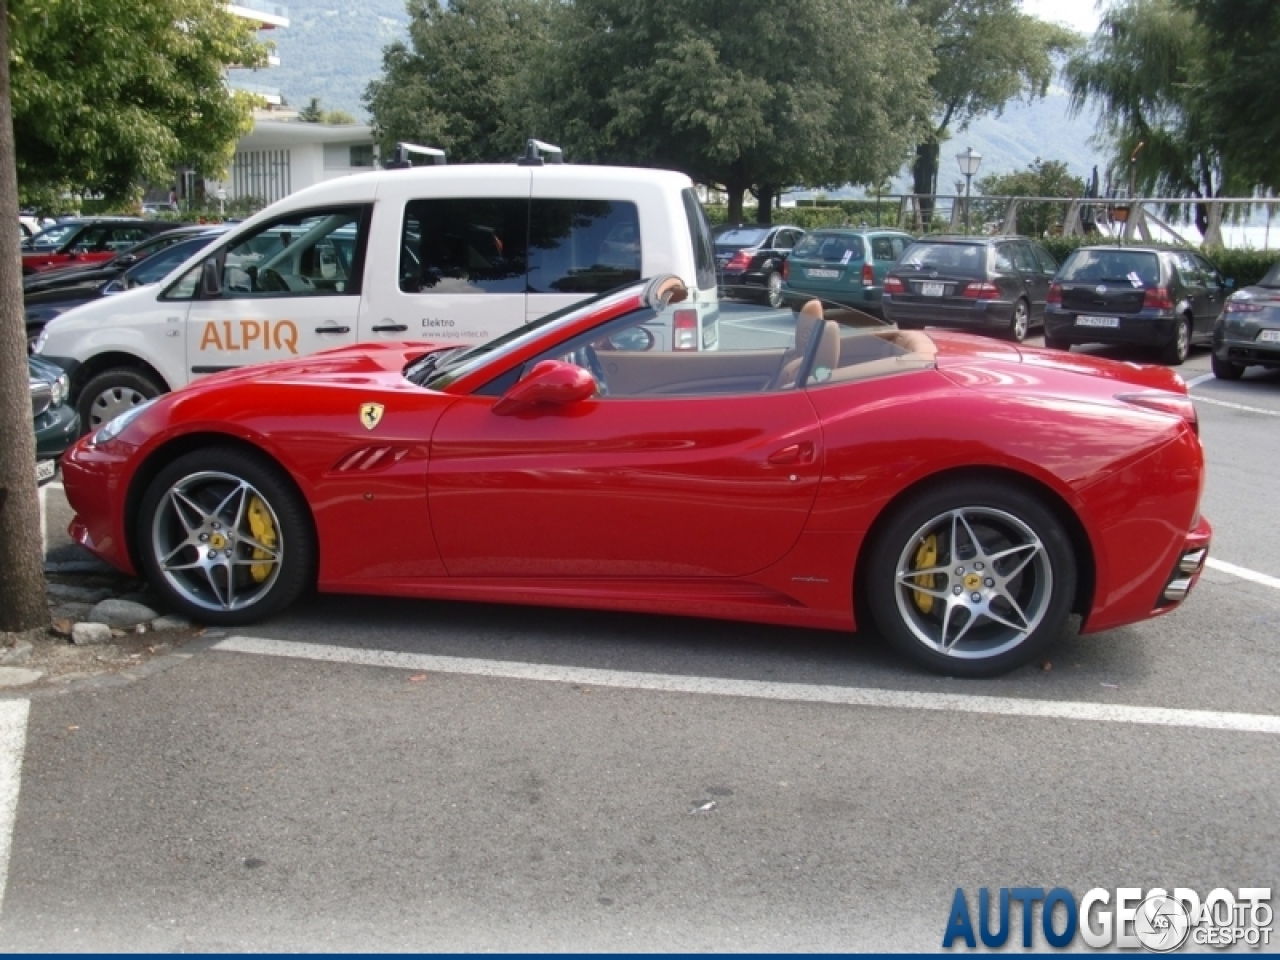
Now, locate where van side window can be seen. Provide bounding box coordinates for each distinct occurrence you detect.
[216,207,368,298]
[528,199,641,294]
[401,198,528,294]
[681,188,717,291]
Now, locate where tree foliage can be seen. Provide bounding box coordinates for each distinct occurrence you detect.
[905,0,1080,201]
[9,0,268,210]
[544,0,934,223]
[975,158,1086,236]
[1064,0,1252,231]
[298,96,356,124]
[364,0,554,164]
[1181,0,1280,191]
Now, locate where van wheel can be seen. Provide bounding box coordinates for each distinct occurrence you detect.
[78,368,164,434]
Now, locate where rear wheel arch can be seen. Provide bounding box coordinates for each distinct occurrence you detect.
[853,466,1096,627]
[124,433,319,586]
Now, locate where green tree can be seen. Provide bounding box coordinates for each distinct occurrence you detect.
[10,0,268,210]
[298,97,356,124]
[905,0,1080,215]
[364,0,554,164]
[547,0,933,223]
[1064,0,1250,233]
[1182,0,1280,191]
[975,158,1086,236]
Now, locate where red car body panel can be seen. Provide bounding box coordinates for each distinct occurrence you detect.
[63,284,1210,640]
[23,249,117,273]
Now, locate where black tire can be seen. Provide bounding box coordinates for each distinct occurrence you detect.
[863,480,1076,678]
[77,368,164,434]
[764,270,784,308]
[1211,352,1244,381]
[1042,334,1071,351]
[1007,299,1030,342]
[136,447,315,626]
[1161,315,1191,366]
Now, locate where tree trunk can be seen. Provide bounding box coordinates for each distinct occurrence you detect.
[0,0,50,633]
[912,141,939,227]
[755,184,776,224]
[725,181,747,224]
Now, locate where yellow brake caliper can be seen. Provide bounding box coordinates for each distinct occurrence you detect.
[911,534,938,614]
[247,496,278,583]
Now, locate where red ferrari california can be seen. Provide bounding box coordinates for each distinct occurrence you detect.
[61,276,1210,677]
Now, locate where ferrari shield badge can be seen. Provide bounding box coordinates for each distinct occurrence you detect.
[359,402,385,431]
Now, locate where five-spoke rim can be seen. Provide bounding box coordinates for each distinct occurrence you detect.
[150,471,284,612]
[893,506,1053,659]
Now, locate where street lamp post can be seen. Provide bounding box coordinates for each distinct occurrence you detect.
[957,147,982,234]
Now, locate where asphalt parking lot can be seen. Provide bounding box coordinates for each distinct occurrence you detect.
[1,339,1277,951]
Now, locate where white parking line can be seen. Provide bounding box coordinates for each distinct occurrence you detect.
[1192,395,1280,416]
[215,636,1280,736]
[1185,372,1214,388]
[1206,557,1280,590]
[0,699,30,925]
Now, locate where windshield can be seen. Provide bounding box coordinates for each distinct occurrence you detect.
[26,222,78,250]
[714,227,770,248]
[1060,249,1160,286]
[897,241,988,277]
[120,236,219,287]
[792,232,864,262]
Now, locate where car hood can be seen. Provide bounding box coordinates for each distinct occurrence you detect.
[24,263,119,291]
[25,281,105,306]
[183,341,446,393]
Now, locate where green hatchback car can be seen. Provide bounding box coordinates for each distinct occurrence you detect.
[782,228,913,317]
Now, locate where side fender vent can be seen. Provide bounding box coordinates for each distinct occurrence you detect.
[333,446,411,473]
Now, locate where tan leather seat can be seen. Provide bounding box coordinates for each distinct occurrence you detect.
[772,300,824,390]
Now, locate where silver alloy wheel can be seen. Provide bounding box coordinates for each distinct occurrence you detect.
[1175,317,1190,362]
[1011,301,1029,341]
[88,385,150,429]
[150,470,285,612]
[767,271,784,308]
[892,506,1053,659]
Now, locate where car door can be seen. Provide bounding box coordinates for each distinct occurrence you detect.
[1172,252,1209,334]
[427,310,823,579]
[1012,241,1049,319]
[1194,253,1226,336]
[185,205,370,380]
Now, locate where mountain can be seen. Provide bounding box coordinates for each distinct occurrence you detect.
[261,2,1110,184]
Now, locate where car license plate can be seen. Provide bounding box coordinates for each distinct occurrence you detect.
[807,268,840,279]
[1258,329,1280,342]
[1076,315,1120,328]
[921,282,945,296]
[36,459,56,485]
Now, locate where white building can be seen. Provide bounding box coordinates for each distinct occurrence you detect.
[215,120,376,206]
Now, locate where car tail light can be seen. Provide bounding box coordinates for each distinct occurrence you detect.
[673,308,698,351]
[726,250,752,271]
[782,258,789,281]
[962,281,1000,299]
[861,262,875,286]
[1143,286,1174,310]
[1047,282,1063,305]
[884,276,905,295]
[1116,391,1198,434]
[1225,299,1264,313]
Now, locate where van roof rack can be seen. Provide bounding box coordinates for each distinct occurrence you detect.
[518,139,563,166]
[384,143,447,169]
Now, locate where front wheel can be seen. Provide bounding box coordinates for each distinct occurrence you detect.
[1211,352,1244,380]
[764,270,784,308]
[136,447,316,625]
[77,368,164,434]
[864,481,1076,677]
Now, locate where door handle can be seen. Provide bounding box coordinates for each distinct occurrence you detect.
[768,441,816,465]
[372,323,408,333]
[315,325,350,334]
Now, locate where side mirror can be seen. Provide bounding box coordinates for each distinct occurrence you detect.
[492,360,598,416]
[200,259,221,297]
[116,253,138,267]
[1225,277,1236,290]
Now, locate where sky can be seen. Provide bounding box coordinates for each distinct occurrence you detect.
[1020,0,1102,34]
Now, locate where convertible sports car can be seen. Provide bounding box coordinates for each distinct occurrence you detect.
[60,276,1211,677]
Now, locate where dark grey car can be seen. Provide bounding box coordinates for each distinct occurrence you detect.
[1211,259,1280,379]
[880,236,1059,342]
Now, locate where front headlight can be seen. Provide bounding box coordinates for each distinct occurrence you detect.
[50,372,68,407]
[91,397,158,446]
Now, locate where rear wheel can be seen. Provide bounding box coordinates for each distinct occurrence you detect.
[1042,334,1071,351]
[1161,315,1191,365]
[77,368,164,434]
[136,447,315,625]
[765,270,784,308]
[1007,299,1030,342]
[864,480,1076,677]
[1211,352,1244,380]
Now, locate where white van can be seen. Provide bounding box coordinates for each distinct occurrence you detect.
[35,151,720,431]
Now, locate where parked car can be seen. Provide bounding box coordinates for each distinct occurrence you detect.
[21,217,188,275]
[714,223,804,306]
[781,228,913,316]
[30,355,79,485]
[1210,258,1280,379]
[24,228,229,347]
[882,235,1059,342]
[1044,245,1227,365]
[60,276,1210,678]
